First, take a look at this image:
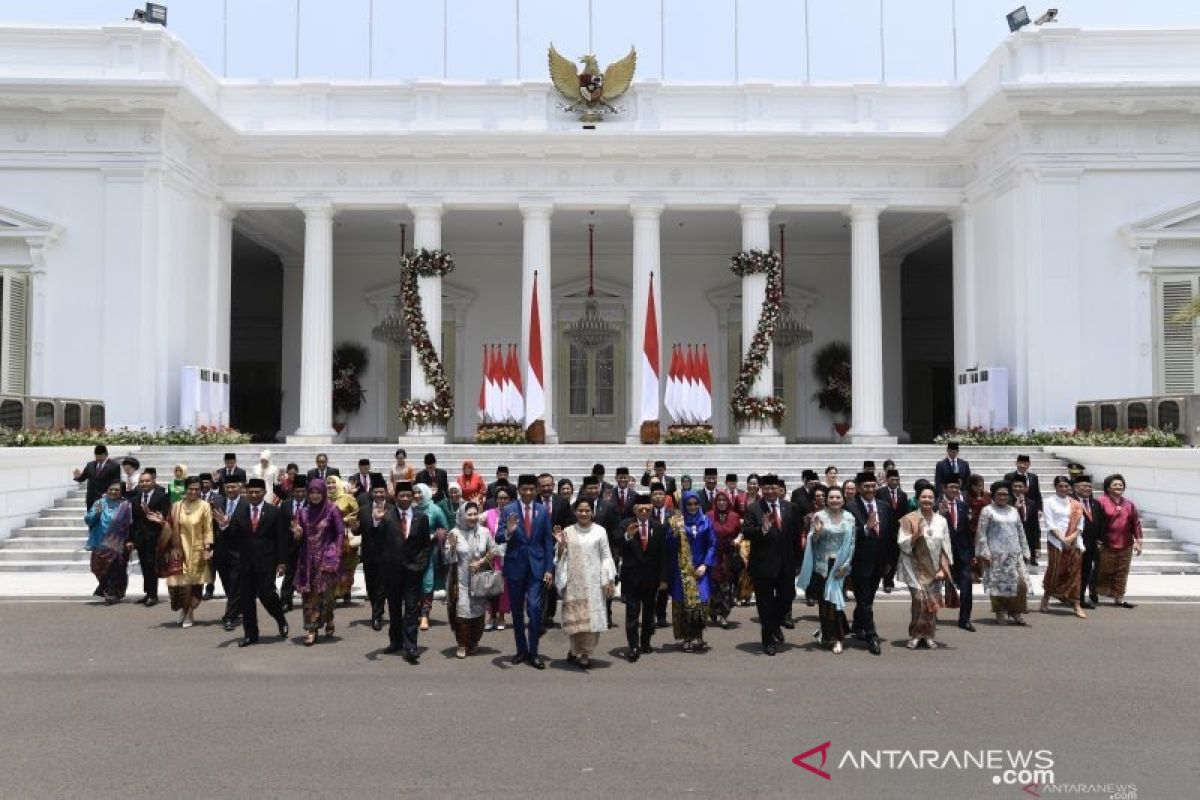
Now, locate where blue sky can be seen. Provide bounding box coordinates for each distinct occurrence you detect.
[2,0,1199,83]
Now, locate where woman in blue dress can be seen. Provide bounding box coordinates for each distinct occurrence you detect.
[665,491,716,652]
[798,485,856,654]
[85,479,133,604]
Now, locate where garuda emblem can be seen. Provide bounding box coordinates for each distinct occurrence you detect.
[548,44,637,123]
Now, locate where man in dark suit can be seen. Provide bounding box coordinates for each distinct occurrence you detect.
[230,479,290,646]
[934,442,971,496]
[370,481,433,664]
[1073,474,1105,609]
[347,458,382,499]
[847,472,888,655]
[646,482,674,626]
[724,473,747,514]
[305,453,339,483]
[278,476,307,612]
[1010,474,1042,567]
[612,467,636,519]
[495,474,555,669]
[413,453,448,503]
[211,478,244,631]
[790,470,819,516]
[640,459,677,497]
[939,475,975,631]
[1005,454,1043,513]
[484,465,511,509]
[618,494,669,661]
[128,469,171,606]
[214,452,247,490]
[73,445,121,511]
[358,474,390,630]
[580,463,615,499]
[877,468,908,592]
[198,472,220,601]
[696,468,720,512]
[741,475,799,655]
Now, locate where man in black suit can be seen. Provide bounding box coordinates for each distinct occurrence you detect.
[230,478,290,646]
[535,472,571,628]
[73,444,121,511]
[1005,454,1043,513]
[305,453,339,483]
[214,452,247,490]
[1073,474,1105,609]
[939,475,975,631]
[696,468,720,512]
[211,478,244,631]
[934,442,971,496]
[640,459,677,497]
[580,463,615,499]
[741,475,799,655]
[413,453,448,503]
[358,474,391,630]
[618,494,669,661]
[128,469,171,606]
[848,472,889,655]
[197,472,220,600]
[877,468,908,592]
[347,458,382,499]
[647,482,674,626]
[484,465,511,509]
[371,481,433,664]
[278,476,307,612]
[1010,475,1042,567]
[790,470,820,516]
[612,467,636,519]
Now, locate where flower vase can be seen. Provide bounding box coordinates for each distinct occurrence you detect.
[833,421,850,438]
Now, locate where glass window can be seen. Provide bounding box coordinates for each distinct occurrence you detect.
[569,342,588,416]
[595,344,614,416]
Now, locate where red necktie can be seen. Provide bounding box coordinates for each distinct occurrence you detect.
[773,503,782,531]
[251,505,260,532]
[400,510,408,539]
[524,505,532,537]
[891,489,898,510]
[640,522,648,552]
[1018,499,1026,521]
[949,503,957,530]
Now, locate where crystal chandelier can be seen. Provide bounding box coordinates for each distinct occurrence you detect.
[371,223,411,348]
[564,221,619,350]
[773,223,813,350]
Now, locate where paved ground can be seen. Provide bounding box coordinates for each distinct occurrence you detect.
[0,596,1193,799]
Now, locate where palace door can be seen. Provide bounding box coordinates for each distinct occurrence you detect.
[559,338,624,442]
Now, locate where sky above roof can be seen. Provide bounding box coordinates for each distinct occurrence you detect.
[3,0,1199,83]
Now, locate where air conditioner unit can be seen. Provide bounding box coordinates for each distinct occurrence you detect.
[1123,398,1154,430]
[1074,402,1099,432]
[179,366,205,430]
[1098,401,1121,431]
[62,402,83,431]
[0,395,26,430]
[83,401,106,431]
[1155,395,1199,445]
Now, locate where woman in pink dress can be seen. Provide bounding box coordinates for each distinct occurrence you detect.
[482,484,512,630]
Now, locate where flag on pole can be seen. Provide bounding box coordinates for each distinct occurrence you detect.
[485,344,501,423]
[664,344,680,424]
[524,275,545,428]
[684,344,698,424]
[699,343,713,423]
[640,274,660,423]
[478,345,488,422]
[504,344,523,424]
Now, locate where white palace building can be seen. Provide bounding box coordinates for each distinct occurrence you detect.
[2,22,1200,445]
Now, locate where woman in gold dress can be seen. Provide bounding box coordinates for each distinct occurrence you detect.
[326,475,361,605]
[146,477,212,628]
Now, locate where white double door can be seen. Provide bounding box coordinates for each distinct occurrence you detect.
[557,327,625,443]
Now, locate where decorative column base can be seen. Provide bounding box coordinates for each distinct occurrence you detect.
[736,421,786,446]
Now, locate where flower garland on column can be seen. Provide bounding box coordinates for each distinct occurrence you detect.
[397,248,455,426]
[729,249,787,424]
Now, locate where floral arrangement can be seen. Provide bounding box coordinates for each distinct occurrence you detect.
[934,427,1184,448]
[397,251,454,426]
[0,426,252,447]
[664,424,716,445]
[475,423,526,445]
[332,342,368,415]
[729,249,786,424]
[812,340,852,416]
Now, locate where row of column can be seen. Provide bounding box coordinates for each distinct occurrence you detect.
[285,198,895,444]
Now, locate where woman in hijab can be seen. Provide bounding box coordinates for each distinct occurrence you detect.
[706,490,741,628]
[253,450,280,486]
[674,474,694,508]
[798,485,856,654]
[85,480,133,604]
[168,464,188,503]
[456,460,486,505]
[897,485,954,649]
[289,478,346,645]
[147,477,212,627]
[665,491,717,652]
[444,502,498,658]
[482,485,512,631]
[414,482,448,631]
[326,475,361,605]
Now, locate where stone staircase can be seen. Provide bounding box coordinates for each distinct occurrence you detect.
[1,445,1197,575]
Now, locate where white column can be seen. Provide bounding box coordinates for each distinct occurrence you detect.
[951,204,977,376]
[847,203,894,443]
[520,201,557,442]
[881,255,905,440]
[737,202,784,444]
[209,204,235,373]
[627,202,664,443]
[403,201,447,442]
[278,256,303,439]
[25,238,54,396]
[289,200,336,442]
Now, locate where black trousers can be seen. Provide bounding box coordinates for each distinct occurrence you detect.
[384,567,423,654]
[239,561,285,638]
[780,569,797,620]
[130,533,158,597]
[751,573,789,645]
[655,587,669,622]
[363,558,386,620]
[952,547,974,625]
[213,544,241,622]
[851,569,881,639]
[624,585,658,650]
[542,584,559,627]
[279,544,301,606]
[1079,533,1100,601]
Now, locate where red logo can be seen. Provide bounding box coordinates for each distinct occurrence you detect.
[793,741,833,781]
[1022,785,1041,798]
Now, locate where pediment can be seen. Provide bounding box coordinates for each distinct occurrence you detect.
[1123,200,1200,245]
[0,206,60,243]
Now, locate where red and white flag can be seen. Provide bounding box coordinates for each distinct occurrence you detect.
[664,344,681,423]
[477,345,488,422]
[684,344,699,424]
[698,344,713,423]
[504,344,523,424]
[524,277,545,428]
[640,275,660,423]
[485,344,501,423]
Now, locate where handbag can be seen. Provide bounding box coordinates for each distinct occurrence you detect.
[156,545,185,577]
[470,567,504,598]
[943,577,961,609]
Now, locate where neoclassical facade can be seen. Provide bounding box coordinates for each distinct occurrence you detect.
[2,24,1199,443]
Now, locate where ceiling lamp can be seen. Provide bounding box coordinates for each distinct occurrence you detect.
[773,223,813,351]
[371,222,411,348]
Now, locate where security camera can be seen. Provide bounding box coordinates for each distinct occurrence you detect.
[1034,9,1058,25]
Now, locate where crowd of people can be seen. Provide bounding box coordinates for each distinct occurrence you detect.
[74,442,1144,666]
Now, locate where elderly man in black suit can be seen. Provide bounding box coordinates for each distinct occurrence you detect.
[414,453,449,503]
[305,452,339,483]
[347,458,383,499]
[848,472,890,655]
[1010,474,1042,567]
[230,478,290,647]
[1073,474,1106,609]
[934,442,971,496]
[696,468,721,512]
[372,481,434,664]
[73,444,121,511]
[210,478,245,631]
[128,468,172,607]
[278,476,308,612]
[214,452,247,490]
[939,475,975,631]
[640,459,677,497]
[617,494,669,661]
[741,475,799,656]
[877,468,908,592]
[1005,454,1043,513]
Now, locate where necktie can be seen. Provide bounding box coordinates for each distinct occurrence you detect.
[640,522,648,552]
[400,510,408,539]
[868,502,878,536]
[950,502,958,530]
[524,505,532,537]
[142,492,150,507]
[1082,498,1092,521]
[773,503,781,531]
[621,489,627,508]
[1018,498,1026,521]
[226,500,234,517]
[251,505,260,532]
[950,459,956,472]
[891,489,898,510]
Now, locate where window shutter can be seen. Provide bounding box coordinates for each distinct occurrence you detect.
[0,271,29,395]
[1160,277,1198,394]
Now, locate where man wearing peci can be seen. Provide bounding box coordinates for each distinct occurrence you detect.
[939,475,975,632]
[73,445,121,511]
[934,442,971,496]
[495,474,556,669]
[848,472,889,655]
[128,469,171,607]
[617,494,670,662]
[371,481,434,664]
[230,478,290,647]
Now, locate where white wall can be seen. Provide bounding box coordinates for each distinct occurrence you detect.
[0,447,97,541]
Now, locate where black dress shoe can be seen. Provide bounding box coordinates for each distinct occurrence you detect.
[202,585,214,601]
[281,601,294,613]
[958,622,977,632]
[371,616,383,632]
[530,655,546,670]
[772,629,785,644]
[144,596,158,608]
[1079,600,1096,610]
[277,620,289,639]
[237,636,257,647]
[404,650,420,664]
[511,652,528,665]
[763,643,777,656]
[1118,601,1136,609]
[655,617,668,628]
[639,643,653,654]
[223,619,236,632]
[626,650,640,663]
[566,652,577,664]
[781,618,795,630]
[868,637,882,655]
[384,642,402,654]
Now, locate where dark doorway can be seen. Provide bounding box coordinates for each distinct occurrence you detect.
[900,232,955,442]
[229,232,283,441]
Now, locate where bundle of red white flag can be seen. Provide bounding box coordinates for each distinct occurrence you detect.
[665,343,713,425]
[478,343,524,424]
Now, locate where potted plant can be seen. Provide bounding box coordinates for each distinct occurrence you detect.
[332,342,369,433]
[812,340,851,437]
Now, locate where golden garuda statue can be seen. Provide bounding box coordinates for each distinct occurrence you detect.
[548,44,637,122]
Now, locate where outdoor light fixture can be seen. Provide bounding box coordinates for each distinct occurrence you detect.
[132,3,168,26]
[1007,6,1031,32]
[1034,9,1059,25]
